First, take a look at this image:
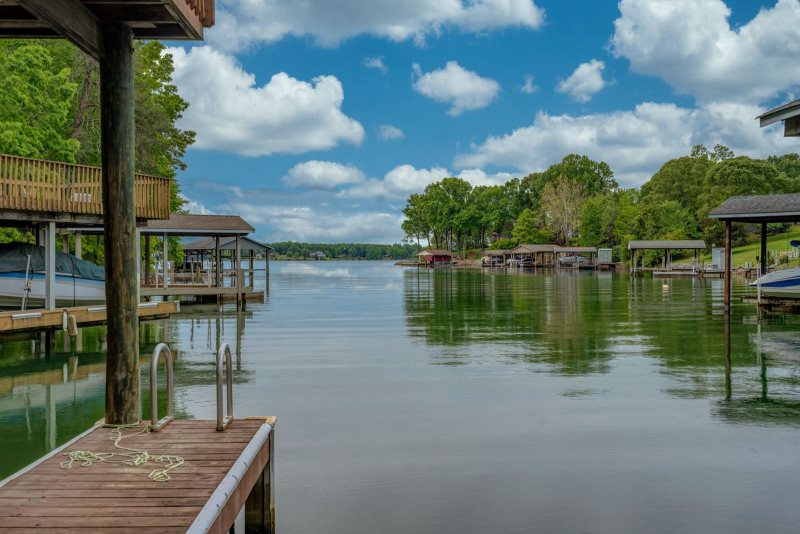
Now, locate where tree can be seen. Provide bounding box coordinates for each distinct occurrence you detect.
[0,43,80,161]
[512,208,551,244]
[539,176,585,245]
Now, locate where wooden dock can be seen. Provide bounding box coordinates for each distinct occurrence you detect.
[0,417,275,533]
[141,286,264,303]
[0,301,179,334]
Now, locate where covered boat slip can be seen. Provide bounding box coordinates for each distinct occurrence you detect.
[0,3,278,533]
[628,240,707,276]
[710,192,800,311]
[142,215,270,305]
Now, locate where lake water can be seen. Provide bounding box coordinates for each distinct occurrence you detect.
[2,261,800,533]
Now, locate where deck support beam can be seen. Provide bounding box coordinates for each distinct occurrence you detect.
[163,233,169,288]
[724,220,732,313]
[44,221,56,310]
[74,231,82,259]
[100,23,139,425]
[144,235,151,286]
[760,222,768,275]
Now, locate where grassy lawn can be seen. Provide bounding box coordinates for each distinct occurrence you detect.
[677,226,800,267]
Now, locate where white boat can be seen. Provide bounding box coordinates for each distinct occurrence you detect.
[750,267,800,298]
[0,243,105,308]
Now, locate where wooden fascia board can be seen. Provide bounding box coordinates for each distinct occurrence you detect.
[18,0,103,59]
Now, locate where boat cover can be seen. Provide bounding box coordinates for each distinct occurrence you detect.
[0,243,105,281]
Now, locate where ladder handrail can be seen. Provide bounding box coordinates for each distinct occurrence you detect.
[216,343,234,431]
[150,343,174,431]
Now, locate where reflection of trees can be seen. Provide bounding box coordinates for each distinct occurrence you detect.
[404,269,800,427]
[403,269,624,374]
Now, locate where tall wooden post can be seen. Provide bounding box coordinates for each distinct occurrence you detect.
[74,231,82,259]
[163,234,169,288]
[44,222,56,310]
[101,24,139,425]
[724,220,732,314]
[215,237,221,288]
[144,235,151,286]
[760,222,768,275]
[249,251,254,289]
[235,234,242,309]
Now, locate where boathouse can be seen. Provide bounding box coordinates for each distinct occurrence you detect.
[507,244,556,267]
[710,193,800,310]
[418,249,453,266]
[482,249,507,267]
[628,240,707,274]
[554,246,597,268]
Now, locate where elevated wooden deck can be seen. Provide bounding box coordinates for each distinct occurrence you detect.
[0,417,275,533]
[0,154,171,223]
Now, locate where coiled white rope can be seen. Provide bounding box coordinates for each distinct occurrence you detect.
[60,424,184,482]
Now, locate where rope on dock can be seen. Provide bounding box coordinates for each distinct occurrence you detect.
[60,424,184,482]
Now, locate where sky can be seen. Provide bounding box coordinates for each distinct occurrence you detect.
[165,0,800,244]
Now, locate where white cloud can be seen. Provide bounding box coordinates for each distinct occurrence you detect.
[455,101,794,187]
[210,0,544,51]
[363,56,388,73]
[168,46,364,156]
[412,61,501,116]
[283,161,365,190]
[180,194,214,215]
[339,164,513,200]
[557,59,607,103]
[521,74,538,94]
[611,0,800,104]
[377,124,405,141]
[340,164,450,199]
[227,201,405,243]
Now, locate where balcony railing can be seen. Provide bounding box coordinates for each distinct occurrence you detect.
[0,154,171,220]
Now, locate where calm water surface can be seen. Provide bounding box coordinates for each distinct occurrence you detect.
[2,261,800,533]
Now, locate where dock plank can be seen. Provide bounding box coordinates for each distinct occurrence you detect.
[0,418,273,532]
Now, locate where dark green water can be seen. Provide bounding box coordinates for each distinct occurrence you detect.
[2,261,800,533]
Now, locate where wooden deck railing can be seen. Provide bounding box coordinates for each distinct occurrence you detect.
[0,154,171,220]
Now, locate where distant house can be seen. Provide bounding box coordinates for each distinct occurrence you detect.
[417,249,452,266]
[310,251,326,260]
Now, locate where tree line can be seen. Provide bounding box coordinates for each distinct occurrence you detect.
[0,39,193,264]
[270,242,418,260]
[402,147,800,262]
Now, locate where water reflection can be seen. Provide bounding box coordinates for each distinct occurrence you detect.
[0,305,251,479]
[403,268,800,427]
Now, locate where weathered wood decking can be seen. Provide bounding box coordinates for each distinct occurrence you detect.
[0,301,179,334]
[0,417,275,533]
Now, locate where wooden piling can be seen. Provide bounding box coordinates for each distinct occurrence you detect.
[100,23,139,425]
[724,220,732,313]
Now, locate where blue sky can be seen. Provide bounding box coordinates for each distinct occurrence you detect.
[165,0,800,244]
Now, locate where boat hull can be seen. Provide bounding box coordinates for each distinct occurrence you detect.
[0,271,105,308]
[750,268,800,298]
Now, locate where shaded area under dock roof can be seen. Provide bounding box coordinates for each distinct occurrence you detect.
[628,240,706,250]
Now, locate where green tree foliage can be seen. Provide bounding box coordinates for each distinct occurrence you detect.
[512,208,551,244]
[0,40,194,265]
[539,176,585,245]
[270,242,417,260]
[0,44,80,161]
[401,146,800,261]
